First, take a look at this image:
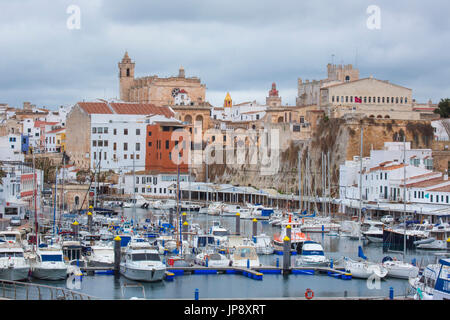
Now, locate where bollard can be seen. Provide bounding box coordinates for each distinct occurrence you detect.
[182,212,187,224]
[114,236,121,276]
[330,258,333,269]
[389,287,394,300]
[87,211,93,233]
[195,288,199,300]
[235,213,240,235]
[447,237,450,250]
[286,225,292,253]
[322,225,324,232]
[276,257,279,268]
[183,221,189,241]
[283,236,291,273]
[205,257,209,268]
[252,218,258,239]
[72,221,79,241]
[247,259,250,269]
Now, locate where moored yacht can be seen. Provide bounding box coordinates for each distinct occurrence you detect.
[381,256,419,279]
[295,241,330,267]
[409,259,450,300]
[0,243,30,281]
[120,239,166,282]
[31,244,68,280]
[344,257,388,279]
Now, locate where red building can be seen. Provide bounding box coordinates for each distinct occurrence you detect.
[146,122,190,173]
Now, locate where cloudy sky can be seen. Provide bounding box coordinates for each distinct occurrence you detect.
[0,0,449,110]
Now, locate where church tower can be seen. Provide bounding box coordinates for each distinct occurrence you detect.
[224,92,232,107]
[118,51,135,101]
[266,82,282,107]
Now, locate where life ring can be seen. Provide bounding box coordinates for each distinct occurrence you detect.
[305,288,314,300]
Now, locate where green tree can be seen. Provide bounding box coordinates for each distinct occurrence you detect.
[434,98,450,118]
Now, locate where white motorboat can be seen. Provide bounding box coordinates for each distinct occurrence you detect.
[273,220,311,253]
[252,234,274,255]
[221,204,249,217]
[415,221,449,251]
[0,228,24,245]
[247,204,274,220]
[120,239,166,282]
[363,225,384,243]
[295,241,330,267]
[409,259,450,300]
[194,249,231,267]
[230,245,260,268]
[300,218,340,233]
[31,244,68,280]
[87,243,115,267]
[122,194,148,208]
[382,257,419,279]
[207,202,223,216]
[344,257,388,279]
[191,234,217,254]
[209,222,229,246]
[0,243,30,281]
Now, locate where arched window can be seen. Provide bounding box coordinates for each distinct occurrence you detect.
[126,68,130,77]
[345,75,350,82]
[384,115,390,119]
[184,115,192,124]
[277,116,283,123]
[74,196,80,206]
[377,115,383,118]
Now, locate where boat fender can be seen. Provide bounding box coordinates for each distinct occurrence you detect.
[305,288,314,300]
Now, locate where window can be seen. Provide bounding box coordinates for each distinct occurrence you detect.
[346,96,348,103]
[104,127,108,134]
[104,152,107,160]
[142,187,145,193]
[336,96,339,103]
[148,142,152,147]
[124,154,127,159]
[368,97,371,103]
[165,140,169,149]
[136,177,139,184]
[124,129,128,135]
[414,191,417,198]
[113,143,117,151]
[93,152,96,160]
[332,96,335,102]
[378,97,380,103]
[98,127,103,134]
[350,96,353,103]
[169,152,172,160]
[136,154,139,160]
[148,131,152,136]
[130,154,134,160]
[136,129,140,135]
[98,140,103,147]
[124,143,128,151]
[385,173,387,179]
[382,97,385,103]
[113,129,117,135]
[93,140,97,147]
[136,143,140,151]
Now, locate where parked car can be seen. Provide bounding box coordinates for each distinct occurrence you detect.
[9,216,22,227]
[381,215,394,224]
[398,215,415,223]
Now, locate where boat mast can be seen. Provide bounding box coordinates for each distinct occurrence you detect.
[403,135,407,258]
[32,149,38,251]
[177,154,181,254]
[52,165,57,245]
[359,125,363,245]
[133,150,136,228]
[298,150,302,213]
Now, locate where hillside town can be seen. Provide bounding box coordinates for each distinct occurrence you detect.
[1,52,449,224]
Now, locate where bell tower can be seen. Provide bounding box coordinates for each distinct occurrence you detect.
[118,51,135,101]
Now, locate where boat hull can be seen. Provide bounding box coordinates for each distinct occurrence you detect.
[0,267,30,281]
[383,229,426,252]
[32,266,67,281]
[120,265,166,282]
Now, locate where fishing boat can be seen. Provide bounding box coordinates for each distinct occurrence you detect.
[31,244,68,280]
[409,258,450,300]
[381,256,419,279]
[230,245,260,268]
[120,239,166,282]
[273,220,311,253]
[0,243,30,281]
[295,241,330,267]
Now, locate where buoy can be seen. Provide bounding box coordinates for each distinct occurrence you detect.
[305,288,314,300]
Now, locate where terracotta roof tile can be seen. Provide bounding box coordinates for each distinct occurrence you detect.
[428,184,450,192]
[78,102,113,114]
[110,103,174,117]
[404,177,444,188]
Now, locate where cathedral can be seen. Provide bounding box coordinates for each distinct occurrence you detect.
[118,52,207,107]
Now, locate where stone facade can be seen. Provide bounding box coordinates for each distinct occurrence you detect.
[65,104,91,169]
[118,52,206,107]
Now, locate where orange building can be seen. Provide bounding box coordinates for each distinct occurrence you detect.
[146,122,189,173]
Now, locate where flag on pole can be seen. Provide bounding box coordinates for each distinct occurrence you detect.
[355,97,362,103]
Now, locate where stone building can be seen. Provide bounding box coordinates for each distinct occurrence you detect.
[118,52,206,106]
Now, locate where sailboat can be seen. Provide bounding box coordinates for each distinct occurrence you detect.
[382,138,420,280]
[344,125,388,279]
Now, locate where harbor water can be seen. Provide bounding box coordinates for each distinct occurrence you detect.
[17,207,444,300]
